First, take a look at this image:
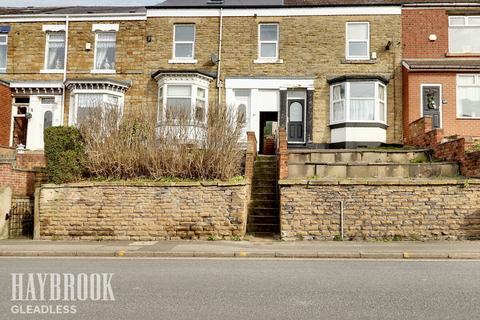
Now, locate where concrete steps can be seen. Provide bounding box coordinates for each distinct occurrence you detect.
[247,155,279,237]
[288,148,461,179]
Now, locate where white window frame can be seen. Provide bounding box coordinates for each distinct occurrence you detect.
[329,80,387,124]
[448,16,480,54]
[92,31,117,74]
[169,24,197,64]
[420,83,443,128]
[346,22,370,61]
[456,74,480,119]
[0,34,7,73]
[256,23,280,62]
[42,31,66,73]
[68,89,124,126]
[157,82,209,125]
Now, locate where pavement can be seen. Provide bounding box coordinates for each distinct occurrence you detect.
[0,239,479,259]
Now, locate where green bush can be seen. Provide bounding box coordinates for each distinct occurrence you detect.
[44,126,86,183]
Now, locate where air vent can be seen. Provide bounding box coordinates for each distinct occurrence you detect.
[207,0,224,4]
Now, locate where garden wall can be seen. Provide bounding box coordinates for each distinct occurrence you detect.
[38,181,250,240]
[280,179,480,241]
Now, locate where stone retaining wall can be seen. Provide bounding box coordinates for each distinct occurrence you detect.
[38,181,250,240]
[280,179,480,241]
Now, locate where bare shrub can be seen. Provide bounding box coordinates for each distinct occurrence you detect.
[79,103,245,180]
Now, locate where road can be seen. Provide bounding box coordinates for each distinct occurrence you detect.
[0,258,479,320]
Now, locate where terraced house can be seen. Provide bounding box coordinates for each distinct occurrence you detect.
[0,0,405,152]
[0,6,148,150]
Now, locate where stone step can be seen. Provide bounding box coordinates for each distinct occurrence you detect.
[288,162,459,179]
[245,232,279,239]
[251,192,278,201]
[249,207,279,216]
[252,179,277,187]
[251,185,278,194]
[247,215,279,225]
[253,171,277,180]
[288,149,431,164]
[246,223,279,233]
[249,199,278,208]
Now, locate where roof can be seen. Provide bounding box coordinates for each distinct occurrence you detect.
[0,6,145,16]
[403,59,480,72]
[154,0,480,8]
[152,69,217,80]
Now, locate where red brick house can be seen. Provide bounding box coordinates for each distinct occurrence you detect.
[402,1,480,142]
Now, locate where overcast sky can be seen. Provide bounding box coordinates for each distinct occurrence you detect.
[1,0,160,6]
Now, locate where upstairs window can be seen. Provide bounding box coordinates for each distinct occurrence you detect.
[94,32,116,71]
[346,22,370,60]
[0,34,7,73]
[449,16,480,54]
[258,24,279,59]
[45,32,65,71]
[457,74,480,118]
[330,81,386,123]
[173,24,195,60]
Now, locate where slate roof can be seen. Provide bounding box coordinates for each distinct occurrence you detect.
[0,6,145,16]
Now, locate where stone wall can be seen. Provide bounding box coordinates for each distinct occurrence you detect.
[280,179,480,241]
[38,181,250,240]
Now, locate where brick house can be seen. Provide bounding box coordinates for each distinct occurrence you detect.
[0,7,147,150]
[147,0,403,150]
[402,1,480,142]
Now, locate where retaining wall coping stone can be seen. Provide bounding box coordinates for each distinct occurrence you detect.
[279,178,480,186]
[288,149,431,154]
[41,180,248,189]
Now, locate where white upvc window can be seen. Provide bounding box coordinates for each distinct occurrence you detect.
[93,32,117,72]
[457,74,480,118]
[70,91,123,125]
[172,24,196,62]
[330,81,387,124]
[258,23,279,59]
[346,22,370,60]
[449,16,480,54]
[0,34,7,73]
[157,83,208,124]
[44,32,66,71]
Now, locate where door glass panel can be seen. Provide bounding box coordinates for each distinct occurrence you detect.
[237,104,246,124]
[44,111,53,130]
[289,102,303,122]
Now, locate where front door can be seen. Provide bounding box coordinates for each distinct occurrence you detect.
[234,91,250,142]
[422,85,441,129]
[288,99,305,142]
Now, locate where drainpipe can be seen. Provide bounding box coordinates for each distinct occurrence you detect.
[216,8,223,106]
[61,15,70,126]
[340,200,344,240]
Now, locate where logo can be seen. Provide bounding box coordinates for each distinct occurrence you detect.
[10,273,115,315]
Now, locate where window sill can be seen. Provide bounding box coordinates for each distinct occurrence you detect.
[168,59,198,64]
[457,116,480,120]
[254,58,283,64]
[341,59,376,64]
[90,69,116,74]
[446,53,480,57]
[40,69,64,74]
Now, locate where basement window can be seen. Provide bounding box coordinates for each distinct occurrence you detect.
[330,80,386,124]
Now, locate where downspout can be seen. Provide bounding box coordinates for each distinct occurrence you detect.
[62,15,69,126]
[217,8,223,106]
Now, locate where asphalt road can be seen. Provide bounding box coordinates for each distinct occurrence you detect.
[0,258,479,320]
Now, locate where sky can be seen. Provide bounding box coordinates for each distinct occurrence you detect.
[1,0,160,6]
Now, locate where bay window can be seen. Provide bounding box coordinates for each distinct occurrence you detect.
[159,83,208,124]
[70,92,123,125]
[330,81,386,124]
[449,16,480,54]
[457,74,480,118]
